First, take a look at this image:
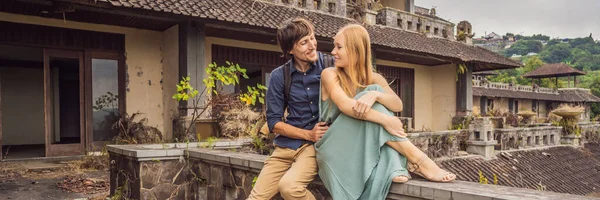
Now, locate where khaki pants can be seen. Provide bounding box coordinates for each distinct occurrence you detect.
[247,144,317,200]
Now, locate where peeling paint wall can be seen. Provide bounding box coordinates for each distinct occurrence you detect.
[538,101,548,118]
[0,12,170,137]
[431,64,457,131]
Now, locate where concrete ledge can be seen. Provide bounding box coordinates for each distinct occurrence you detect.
[495,126,563,132]
[182,149,593,200]
[106,138,252,160]
[408,130,464,138]
[107,140,595,200]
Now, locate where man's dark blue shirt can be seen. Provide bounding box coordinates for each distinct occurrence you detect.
[266,52,327,150]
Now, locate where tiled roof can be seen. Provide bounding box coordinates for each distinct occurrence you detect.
[523,63,587,78]
[438,146,600,196]
[473,87,600,102]
[100,0,520,69]
[560,89,600,103]
[473,87,561,101]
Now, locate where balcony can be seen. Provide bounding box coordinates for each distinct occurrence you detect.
[472,79,559,94]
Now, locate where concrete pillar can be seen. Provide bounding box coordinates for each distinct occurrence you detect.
[467,117,497,159]
[456,63,473,116]
[480,96,488,116]
[178,21,206,116]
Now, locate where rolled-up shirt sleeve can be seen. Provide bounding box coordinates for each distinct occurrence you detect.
[266,67,285,132]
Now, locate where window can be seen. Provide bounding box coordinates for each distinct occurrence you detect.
[377,65,415,119]
[417,23,422,32]
[407,21,413,30]
[328,2,335,14]
[434,27,439,35]
[315,0,322,9]
[487,99,494,111]
[397,19,403,28]
[426,25,431,33]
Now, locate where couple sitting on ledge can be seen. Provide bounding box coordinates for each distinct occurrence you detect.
[248,18,456,200]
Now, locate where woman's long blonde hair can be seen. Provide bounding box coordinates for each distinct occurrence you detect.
[336,24,374,97]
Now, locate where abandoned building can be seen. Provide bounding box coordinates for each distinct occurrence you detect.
[473,63,600,120]
[0,0,520,159]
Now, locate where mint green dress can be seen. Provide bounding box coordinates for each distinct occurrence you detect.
[315,84,409,200]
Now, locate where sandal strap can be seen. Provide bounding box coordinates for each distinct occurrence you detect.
[408,154,427,172]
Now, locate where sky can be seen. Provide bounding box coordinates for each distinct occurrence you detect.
[416,0,600,39]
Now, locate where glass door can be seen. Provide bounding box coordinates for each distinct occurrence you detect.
[86,52,123,151]
[44,49,85,157]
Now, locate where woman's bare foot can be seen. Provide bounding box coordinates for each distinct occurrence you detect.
[408,155,455,182]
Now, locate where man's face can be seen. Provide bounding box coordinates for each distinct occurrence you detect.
[289,32,319,64]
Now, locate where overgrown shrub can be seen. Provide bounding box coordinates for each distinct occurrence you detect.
[503,112,519,127]
[112,112,163,144]
[218,103,263,138]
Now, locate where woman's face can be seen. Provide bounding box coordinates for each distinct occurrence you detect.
[331,33,348,68]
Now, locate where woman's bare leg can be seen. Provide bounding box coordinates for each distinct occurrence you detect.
[385,140,455,182]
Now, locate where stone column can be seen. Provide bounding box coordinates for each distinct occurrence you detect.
[456,63,473,116]
[467,117,497,159]
[178,21,207,116]
[363,9,378,25]
[376,8,398,27]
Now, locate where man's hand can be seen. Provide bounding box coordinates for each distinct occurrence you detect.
[353,91,379,118]
[309,122,329,142]
[382,116,407,138]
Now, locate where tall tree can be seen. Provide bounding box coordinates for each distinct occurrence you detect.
[503,40,543,56]
[540,43,572,63]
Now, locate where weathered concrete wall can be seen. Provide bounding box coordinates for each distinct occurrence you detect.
[380,0,408,11]
[538,100,548,118]
[519,99,533,112]
[431,64,457,130]
[408,130,465,158]
[581,123,600,144]
[162,25,180,141]
[495,126,562,150]
[0,67,44,145]
[0,12,171,136]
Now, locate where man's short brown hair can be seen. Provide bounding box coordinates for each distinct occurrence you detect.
[277,18,315,58]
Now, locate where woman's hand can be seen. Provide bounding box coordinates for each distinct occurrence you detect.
[382,116,407,138]
[353,91,379,118]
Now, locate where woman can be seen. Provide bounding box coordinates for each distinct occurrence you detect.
[315,24,455,200]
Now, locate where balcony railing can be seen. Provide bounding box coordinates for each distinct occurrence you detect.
[472,79,559,94]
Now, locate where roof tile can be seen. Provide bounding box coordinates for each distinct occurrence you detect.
[439,146,600,196]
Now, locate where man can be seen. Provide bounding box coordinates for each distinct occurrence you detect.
[247,18,332,200]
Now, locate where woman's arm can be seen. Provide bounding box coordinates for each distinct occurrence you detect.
[351,73,403,118]
[371,73,403,112]
[321,68,406,137]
